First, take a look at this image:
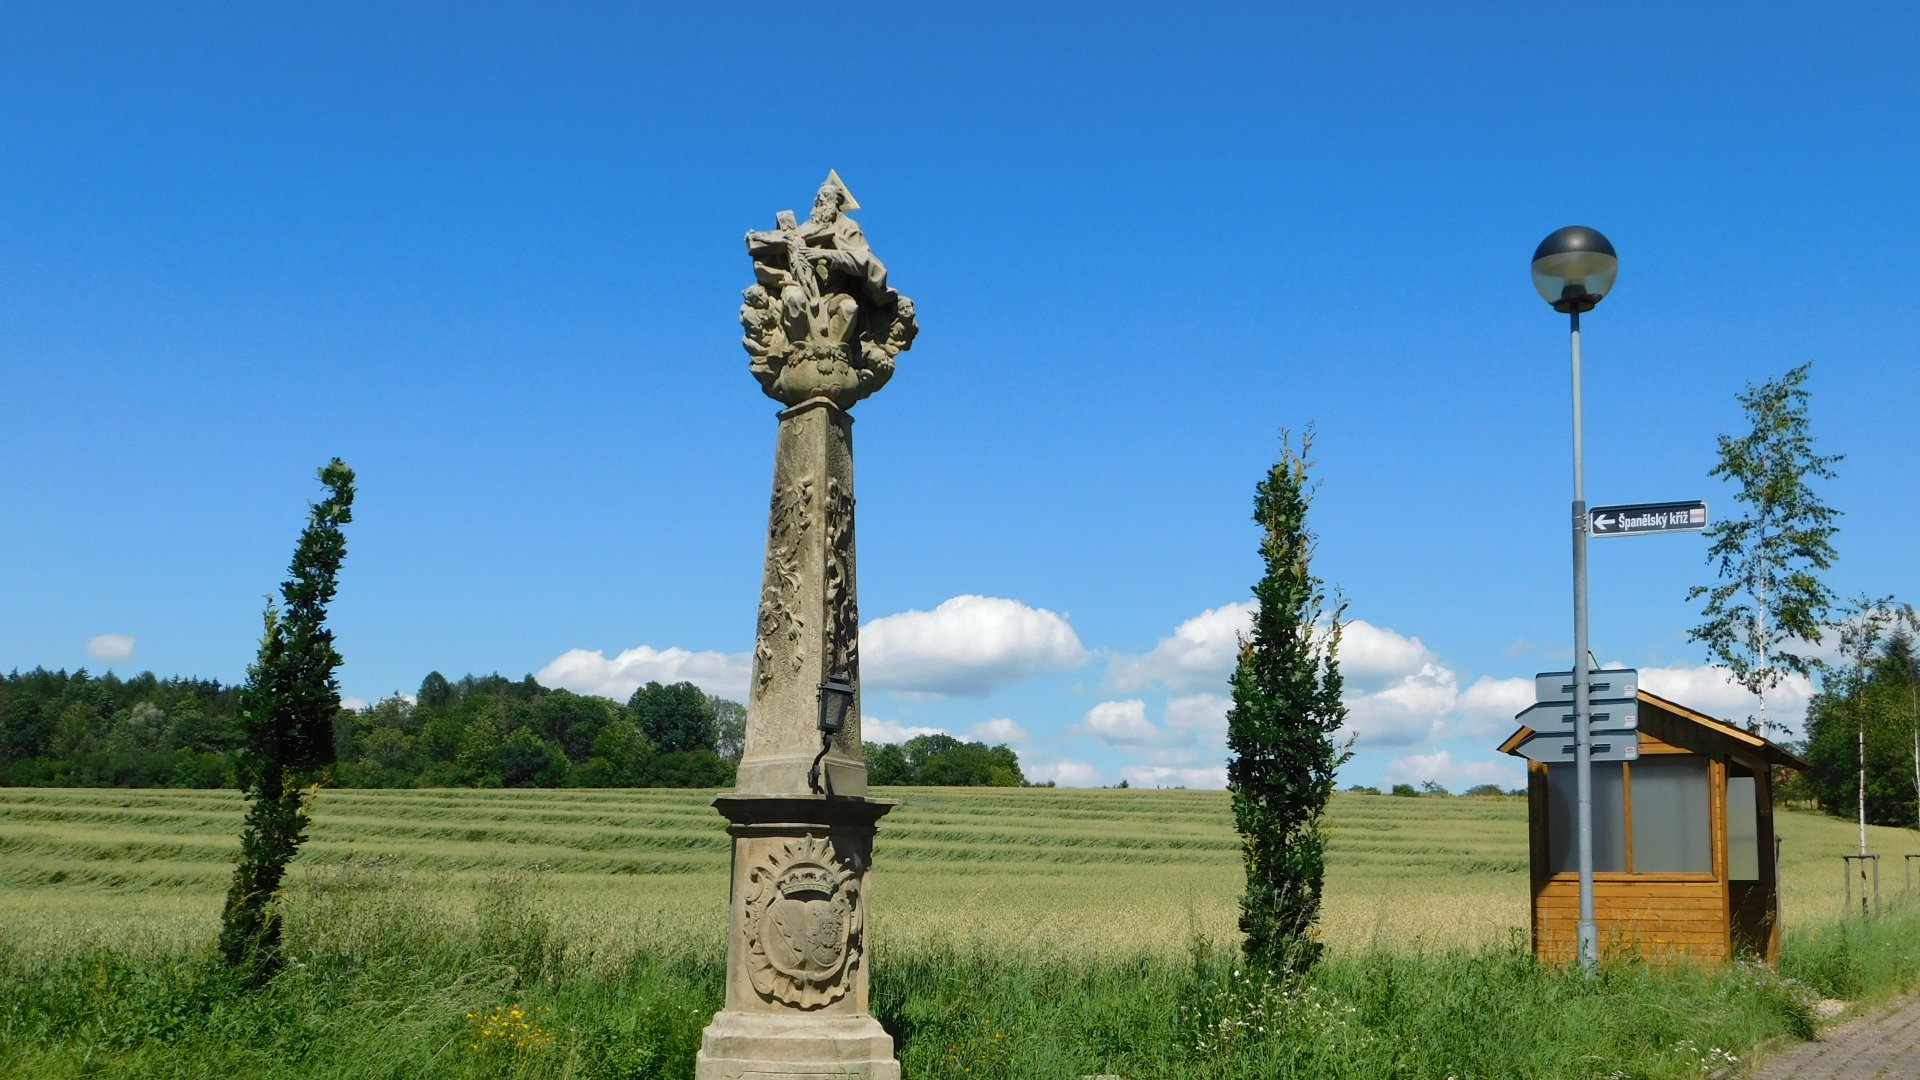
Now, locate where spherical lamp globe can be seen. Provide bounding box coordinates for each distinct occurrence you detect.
[1531,226,1618,314]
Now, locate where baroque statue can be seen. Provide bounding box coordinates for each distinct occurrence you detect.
[741,170,918,409]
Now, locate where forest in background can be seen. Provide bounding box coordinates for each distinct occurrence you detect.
[1796,630,1920,827]
[0,668,1026,790]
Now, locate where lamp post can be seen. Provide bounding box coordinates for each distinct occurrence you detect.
[1532,225,1618,972]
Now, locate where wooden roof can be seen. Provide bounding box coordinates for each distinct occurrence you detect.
[1498,688,1809,770]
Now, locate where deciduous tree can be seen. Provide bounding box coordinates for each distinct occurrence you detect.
[711,693,747,763]
[1689,363,1841,731]
[628,681,717,754]
[1802,605,1918,834]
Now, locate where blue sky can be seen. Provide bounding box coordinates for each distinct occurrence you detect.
[4,3,1915,789]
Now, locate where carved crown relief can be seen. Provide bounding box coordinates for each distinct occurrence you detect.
[741,171,918,409]
[743,836,864,1009]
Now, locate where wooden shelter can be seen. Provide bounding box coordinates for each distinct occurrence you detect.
[1498,690,1807,964]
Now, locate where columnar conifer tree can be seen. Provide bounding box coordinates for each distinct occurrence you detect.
[1227,430,1349,975]
[219,458,354,982]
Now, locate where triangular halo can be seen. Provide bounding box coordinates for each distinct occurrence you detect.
[823,169,860,211]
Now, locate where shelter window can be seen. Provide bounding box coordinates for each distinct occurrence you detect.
[1547,762,1626,872]
[1725,773,1760,880]
[1627,757,1712,873]
[1547,756,1712,874]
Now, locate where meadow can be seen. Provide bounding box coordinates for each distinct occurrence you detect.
[4,785,1914,957]
[3,786,1919,1077]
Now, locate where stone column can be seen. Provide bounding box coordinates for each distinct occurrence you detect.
[696,172,916,1080]
[734,399,867,797]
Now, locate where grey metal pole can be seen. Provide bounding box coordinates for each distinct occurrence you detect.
[1570,309,1598,970]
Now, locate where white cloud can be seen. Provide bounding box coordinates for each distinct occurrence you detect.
[1122,765,1228,790]
[537,645,752,702]
[1078,699,1158,745]
[340,696,369,711]
[87,634,134,661]
[1637,662,1812,735]
[863,716,947,744]
[1454,676,1535,736]
[1104,607,1438,698]
[1343,661,1456,747]
[862,595,1088,697]
[1383,750,1523,792]
[1105,601,1253,692]
[1023,759,1100,787]
[1165,693,1231,740]
[970,717,1029,744]
[1136,745,1201,766]
[1338,620,1437,688]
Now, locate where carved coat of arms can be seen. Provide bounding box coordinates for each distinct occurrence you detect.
[743,836,863,1008]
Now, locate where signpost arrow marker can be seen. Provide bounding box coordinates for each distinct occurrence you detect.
[1536,668,1639,703]
[1587,500,1709,538]
[1513,731,1640,764]
[1515,698,1640,733]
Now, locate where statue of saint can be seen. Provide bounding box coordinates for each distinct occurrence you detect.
[741,172,918,408]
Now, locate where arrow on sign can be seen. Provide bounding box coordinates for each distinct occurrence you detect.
[1514,698,1639,732]
[1512,731,1641,764]
[1535,668,1639,703]
[1588,500,1709,538]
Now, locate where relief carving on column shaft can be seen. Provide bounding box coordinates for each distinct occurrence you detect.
[754,473,813,690]
[743,836,865,1009]
[822,477,858,692]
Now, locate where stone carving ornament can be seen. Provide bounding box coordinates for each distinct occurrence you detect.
[822,477,858,685]
[754,473,812,690]
[742,836,863,1009]
[741,171,918,409]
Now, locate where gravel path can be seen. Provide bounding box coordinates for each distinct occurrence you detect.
[1750,997,1920,1079]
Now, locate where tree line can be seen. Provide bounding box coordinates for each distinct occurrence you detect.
[0,667,1027,790]
[1793,626,1920,829]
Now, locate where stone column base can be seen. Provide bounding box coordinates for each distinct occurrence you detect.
[694,1010,900,1080]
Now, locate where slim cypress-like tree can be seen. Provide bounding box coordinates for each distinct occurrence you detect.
[1227,430,1349,975]
[219,458,355,982]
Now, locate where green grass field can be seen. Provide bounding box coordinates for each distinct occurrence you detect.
[3,785,1915,960]
[5,785,1920,1077]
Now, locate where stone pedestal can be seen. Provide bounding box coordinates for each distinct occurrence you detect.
[695,795,898,1080]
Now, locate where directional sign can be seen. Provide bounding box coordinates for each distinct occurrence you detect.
[1512,731,1640,764]
[1535,668,1639,703]
[1589,501,1708,538]
[1514,698,1639,733]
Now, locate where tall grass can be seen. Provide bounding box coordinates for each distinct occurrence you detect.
[5,868,1918,1079]
[5,787,1920,1076]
